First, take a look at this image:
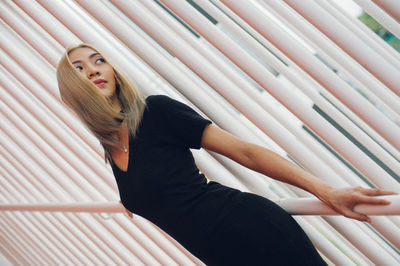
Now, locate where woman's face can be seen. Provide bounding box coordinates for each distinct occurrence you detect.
[69,47,117,99]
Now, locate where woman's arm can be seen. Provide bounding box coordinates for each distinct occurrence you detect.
[201,124,396,222]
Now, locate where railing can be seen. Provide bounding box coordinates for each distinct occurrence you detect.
[1,195,399,216]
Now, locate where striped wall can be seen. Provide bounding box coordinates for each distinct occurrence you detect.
[1,0,400,265]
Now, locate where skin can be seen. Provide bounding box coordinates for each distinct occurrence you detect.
[69,47,121,112]
[201,125,397,222]
[69,47,397,222]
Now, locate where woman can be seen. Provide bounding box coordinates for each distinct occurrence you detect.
[57,43,395,265]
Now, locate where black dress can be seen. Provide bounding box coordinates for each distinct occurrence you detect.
[111,95,326,266]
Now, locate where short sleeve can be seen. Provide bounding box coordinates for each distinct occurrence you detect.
[147,95,212,149]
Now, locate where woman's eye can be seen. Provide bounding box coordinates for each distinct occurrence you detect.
[75,65,83,71]
[95,58,105,63]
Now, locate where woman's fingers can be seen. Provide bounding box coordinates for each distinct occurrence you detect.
[358,195,391,205]
[359,187,398,196]
[324,186,398,223]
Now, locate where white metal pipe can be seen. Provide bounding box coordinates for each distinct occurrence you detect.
[219,0,400,150]
[3,188,400,262]
[0,87,115,199]
[143,0,377,188]
[159,0,400,190]
[76,0,272,147]
[0,125,165,265]
[193,150,250,192]
[301,216,373,265]
[0,214,74,265]
[0,217,47,265]
[0,7,237,265]
[261,0,400,118]
[283,0,400,96]
[0,19,290,264]
[0,117,155,265]
[0,176,75,265]
[0,144,150,266]
[330,0,400,63]
[0,161,100,265]
[0,49,104,160]
[0,66,118,195]
[1,195,399,216]
[0,206,54,265]
[0,1,62,67]
[135,0,348,195]
[373,0,400,22]
[0,176,60,266]
[77,0,350,201]
[79,6,400,254]
[0,157,120,265]
[12,0,80,47]
[112,0,362,192]
[0,41,205,264]
[0,240,22,266]
[320,0,400,70]
[354,0,400,38]
[210,0,400,162]
[194,0,400,181]
[3,0,400,262]
[0,63,189,265]
[288,167,400,251]
[0,146,134,266]
[323,216,400,265]
[294,218,355,265]
[106,0,338,201]
[9,0,136,154]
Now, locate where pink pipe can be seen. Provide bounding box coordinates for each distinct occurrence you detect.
[373,0,400,22]
[282,0,400,96]
[1,196,399,215]
[220,0,400,150]
[353,0,400,38]
[0,217,51,265]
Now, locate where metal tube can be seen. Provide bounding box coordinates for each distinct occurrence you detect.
[160,0,400,189]
[210,0,400,161]
[283,0,400,95]
[354,0,400,38]
[0,215,51,265]
[373,0,400,22]
[195,0,400,181]
[261,0,400,117]
[1,195,399,216]
[219,0,400,149]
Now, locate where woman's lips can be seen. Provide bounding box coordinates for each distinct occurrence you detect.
[93,79,107,87]
[95,81,106,87]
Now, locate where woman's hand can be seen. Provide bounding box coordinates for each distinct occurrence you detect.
[317,187,397,222]
[119,200,133,219]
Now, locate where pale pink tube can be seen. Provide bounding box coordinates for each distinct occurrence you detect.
[373,0,400,22]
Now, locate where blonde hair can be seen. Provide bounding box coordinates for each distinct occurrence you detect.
[56,43,146,165]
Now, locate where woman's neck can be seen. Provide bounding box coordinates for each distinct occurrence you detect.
[108,93,122,112]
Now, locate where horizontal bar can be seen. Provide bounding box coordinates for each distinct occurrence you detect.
[275,195,400,215]
[0,195,398,215]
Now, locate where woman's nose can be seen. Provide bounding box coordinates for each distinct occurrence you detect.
[86,66,99,78]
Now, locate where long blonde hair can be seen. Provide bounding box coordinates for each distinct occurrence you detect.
[56,43,146,165]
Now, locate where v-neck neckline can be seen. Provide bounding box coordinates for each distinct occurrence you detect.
[122,129,132,173]
[112,122,132,173]
[113,133,131,173]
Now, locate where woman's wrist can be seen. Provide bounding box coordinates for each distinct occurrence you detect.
[308,179,335,204]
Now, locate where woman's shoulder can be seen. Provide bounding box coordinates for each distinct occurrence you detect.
[145,94,172,105]
[145,94,180,112]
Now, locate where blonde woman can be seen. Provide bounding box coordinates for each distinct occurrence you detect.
[57,43,395,266]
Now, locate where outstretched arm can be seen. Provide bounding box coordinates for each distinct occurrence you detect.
[201,124,396,222]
